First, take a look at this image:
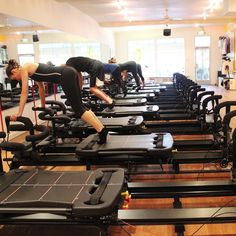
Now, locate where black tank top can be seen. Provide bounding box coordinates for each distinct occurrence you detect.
[30,63,64,84]
[66,57,94,73]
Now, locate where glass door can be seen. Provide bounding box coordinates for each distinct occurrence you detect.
[195,47,210,83]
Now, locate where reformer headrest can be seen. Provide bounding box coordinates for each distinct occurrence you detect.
[5,116,34,134]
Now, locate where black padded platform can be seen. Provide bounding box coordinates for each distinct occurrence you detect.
[143,86,166,90]
[115,93,155,99]
[113,98,147,106]
[127,89,159,94]
[0,168,124,217]
[76,133,173,159]
[71,116,143,133]
[98,105,159,118]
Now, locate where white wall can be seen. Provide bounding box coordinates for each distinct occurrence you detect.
[114,25,225,85]
[0,0,114,46]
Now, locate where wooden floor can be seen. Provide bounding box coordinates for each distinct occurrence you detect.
[1,85,236,236]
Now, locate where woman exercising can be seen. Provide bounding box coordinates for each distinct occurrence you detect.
[136,63,145,86]
[6,59,108,144]
[103,63,127,95]
[66,56,114,107]
[109,59,144,88]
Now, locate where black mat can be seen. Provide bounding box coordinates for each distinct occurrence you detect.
[99,105,159,117]
[0,168,124,216]
[76,133,173,158]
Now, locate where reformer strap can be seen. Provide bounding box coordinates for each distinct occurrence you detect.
[89,171,112,205]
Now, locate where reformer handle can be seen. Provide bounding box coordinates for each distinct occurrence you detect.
[46,100,67,113]
[5,116,34,134]
[32,107,55,115]
[26,125,50,142]
[214,101,236,115]
[33,107,55,121]
[222,110,236,127]
[51,115,71,124]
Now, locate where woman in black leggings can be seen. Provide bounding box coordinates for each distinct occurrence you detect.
[136,63,145,86]
[119,61,141,88]
[66,56,114,107]
[6,59,107,144]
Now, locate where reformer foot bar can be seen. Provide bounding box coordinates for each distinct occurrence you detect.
[1,168,236,236]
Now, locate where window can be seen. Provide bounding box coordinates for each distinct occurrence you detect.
[74,42,101,60]
[195,36,210,81]
[128,40,156,77]
[156,38,185,77]
[39,43,72,65]
[128,38,185,78]
[17,44,34,64]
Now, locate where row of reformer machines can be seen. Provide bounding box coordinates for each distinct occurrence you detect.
[0,72,236,235]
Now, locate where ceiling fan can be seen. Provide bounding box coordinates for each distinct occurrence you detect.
[160,9,173,36]
[159,8,182,26]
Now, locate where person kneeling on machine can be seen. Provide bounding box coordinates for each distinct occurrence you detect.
[66,56,115,109]
[6,59,108,144]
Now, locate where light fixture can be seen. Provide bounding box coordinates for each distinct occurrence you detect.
[114,0,132,23]
[115,0,124,9]
[202,0,223,20]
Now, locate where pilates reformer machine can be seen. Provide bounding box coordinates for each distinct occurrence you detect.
[1,75,236,236]
[0,155,236,236]
[1,107,236,175]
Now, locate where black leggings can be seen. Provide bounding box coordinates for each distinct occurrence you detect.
[130,67,141,87]
[60,66,87,118]
[90,61,105,87]
[137,64,145,83]
[111,67,122,86]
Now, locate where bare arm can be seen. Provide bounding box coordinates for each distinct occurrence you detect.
[121,70,128,80]
[16,69,29,117]
[36,81,45,107]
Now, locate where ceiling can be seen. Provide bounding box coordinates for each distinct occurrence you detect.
[0,0,235,32]
[0,13,37,28]
[56,0,235,27]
